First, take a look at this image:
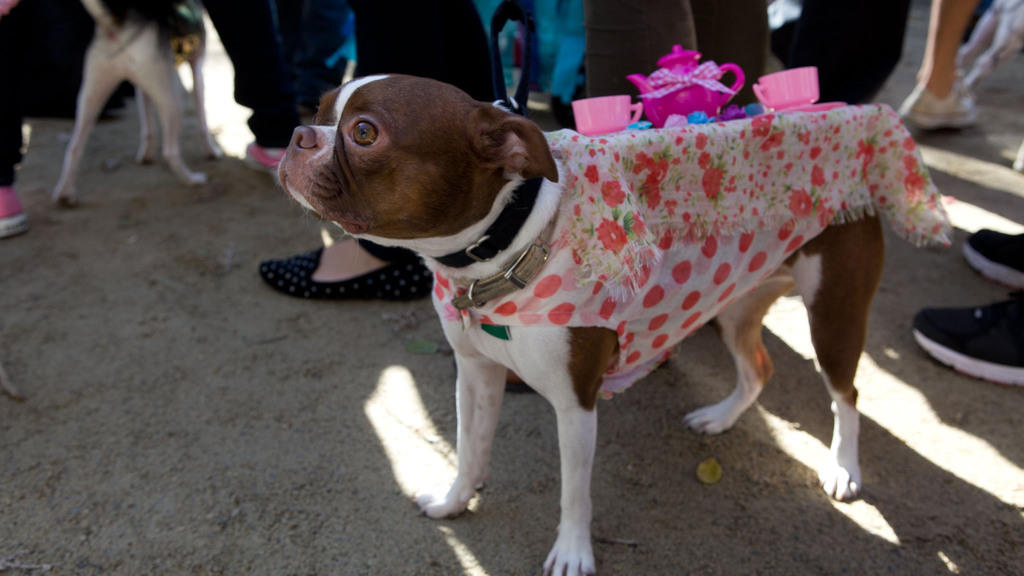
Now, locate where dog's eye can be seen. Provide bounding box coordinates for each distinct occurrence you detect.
[353,121,378,146]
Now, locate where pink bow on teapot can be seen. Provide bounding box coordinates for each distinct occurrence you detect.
[640,62,738,100]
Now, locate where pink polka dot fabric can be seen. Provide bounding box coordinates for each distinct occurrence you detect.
[433,104,951,397]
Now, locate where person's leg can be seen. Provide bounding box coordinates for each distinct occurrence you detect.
[690,0,768,106]
[784,0,911,105]
[0,0,24,187]
[203,0,299,149]
[919,0,982,97]
[899,0,982,129]
[273,0,303,75]
[0,0,29,238]
[436,0,494,102]
[348,0,493,100]
[292,0,350,109]
[583,0,697,98]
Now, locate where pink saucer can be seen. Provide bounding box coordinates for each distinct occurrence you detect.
[777,102,846,113]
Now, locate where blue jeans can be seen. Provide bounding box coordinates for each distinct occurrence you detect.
[275,0,352,107]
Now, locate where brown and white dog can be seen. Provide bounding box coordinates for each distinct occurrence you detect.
[278,75,885,575]
[52,0,220,206]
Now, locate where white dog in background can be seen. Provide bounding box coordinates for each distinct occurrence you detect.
[52,0,221,205]
[958,0,1024,89]
[957,0,1024,172]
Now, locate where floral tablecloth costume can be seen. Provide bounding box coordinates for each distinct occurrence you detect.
[433,104,951,397]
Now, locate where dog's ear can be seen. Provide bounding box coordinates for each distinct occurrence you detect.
[469,106,559,183]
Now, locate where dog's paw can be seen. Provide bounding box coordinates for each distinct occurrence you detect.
[683,402,741,435]
[543,528,596,576]
[185,171,208,186]
[136,150,155,165]
[819,461,861,501]
[205,141,224,160]
[416,487,473,519]
[51,188,78,208]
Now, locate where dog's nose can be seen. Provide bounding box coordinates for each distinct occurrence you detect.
[293,126,319,150]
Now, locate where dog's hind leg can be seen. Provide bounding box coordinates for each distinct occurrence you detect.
[189,53,222,160]
[135,86,158,164]
[966,15,1024,89]
[417,354,506,519]
[143,65,207,186]
[797,216,884,501]
[52,46,122,206]
[1014,138,1024,172]
[684,275,795,434]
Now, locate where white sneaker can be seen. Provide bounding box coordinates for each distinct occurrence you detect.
[898,81,977,130]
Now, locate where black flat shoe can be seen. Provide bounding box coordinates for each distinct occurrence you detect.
[259,248,433,301]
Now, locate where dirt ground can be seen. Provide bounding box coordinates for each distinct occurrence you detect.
[2,2,1023,575]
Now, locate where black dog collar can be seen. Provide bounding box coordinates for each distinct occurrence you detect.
[435,177,543,268]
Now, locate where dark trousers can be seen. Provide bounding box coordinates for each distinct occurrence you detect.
[349,0,494,263]
[274,0,351,106]
[690,0,768,105]
[349,0,493,101]
[0,3,25,186]
[583,0,697,98]
[204,0,300,147]
[583,0,767,105]
[773,0,912,104]
[1,0,96,185]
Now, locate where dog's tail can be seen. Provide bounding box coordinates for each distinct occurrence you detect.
[100,0,183,27]
[96,0,206,63]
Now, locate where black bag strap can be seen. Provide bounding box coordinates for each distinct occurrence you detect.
[489,0,534,117]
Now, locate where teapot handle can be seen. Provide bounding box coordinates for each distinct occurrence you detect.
[753,83,769,106]
[718,63,745,95]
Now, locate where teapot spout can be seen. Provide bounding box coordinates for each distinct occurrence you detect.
[626,74,653,94]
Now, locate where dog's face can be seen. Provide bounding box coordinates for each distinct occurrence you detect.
[278,75,557,240]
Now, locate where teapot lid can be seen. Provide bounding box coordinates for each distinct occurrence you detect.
[657,45,702,69]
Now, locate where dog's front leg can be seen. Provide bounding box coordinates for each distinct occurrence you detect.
[417,353,505,518]
[819,395,861,500]
[543,402,597,576]
[144,67,207,186]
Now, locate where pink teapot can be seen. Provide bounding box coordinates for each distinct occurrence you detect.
[626,45,745,127]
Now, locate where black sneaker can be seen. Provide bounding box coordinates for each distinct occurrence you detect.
[912,292,1024,386]
[963,229,1024,289]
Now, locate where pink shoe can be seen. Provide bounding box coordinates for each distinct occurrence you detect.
[245,142,286,175]
[0,186,28,239]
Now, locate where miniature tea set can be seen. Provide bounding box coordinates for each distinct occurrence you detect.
[572,44,845,136]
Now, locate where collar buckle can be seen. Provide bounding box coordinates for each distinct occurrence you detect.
[452,240,549,310]
[464,235,492,262]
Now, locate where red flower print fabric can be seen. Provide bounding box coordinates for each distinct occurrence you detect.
[433,104,950,397]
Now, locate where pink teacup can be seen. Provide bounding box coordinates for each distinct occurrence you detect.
[572,95,644,136]
[753,66,819,110]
